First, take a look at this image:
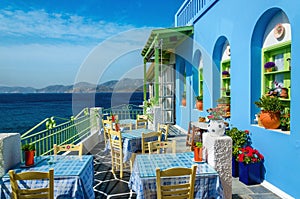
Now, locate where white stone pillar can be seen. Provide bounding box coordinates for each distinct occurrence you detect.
[203,133,232,199]
[0,133,21,177]
[148,106,161,131]
[90,107,101,133]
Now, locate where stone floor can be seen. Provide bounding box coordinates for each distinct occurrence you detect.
[89,126,283,199]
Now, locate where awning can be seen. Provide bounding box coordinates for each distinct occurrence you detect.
[141,26,194,62]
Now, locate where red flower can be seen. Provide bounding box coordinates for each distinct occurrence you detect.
[245,130,249,134]
[237,146,264,164]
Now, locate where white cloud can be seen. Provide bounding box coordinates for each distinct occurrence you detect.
[0,8,135,43]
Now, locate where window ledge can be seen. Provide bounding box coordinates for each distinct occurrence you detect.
[251,124,290,135]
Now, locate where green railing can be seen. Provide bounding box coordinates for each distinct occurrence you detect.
[21,108,98,157]
[102,104,144,120]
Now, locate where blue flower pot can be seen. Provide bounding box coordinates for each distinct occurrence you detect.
[232,157,239,177]
[239,162,263,185]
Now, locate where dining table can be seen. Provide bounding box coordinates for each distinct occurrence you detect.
[105,128,160,162]
[119,119,136,130]
[0,155,95,199]
[129,152,224,199]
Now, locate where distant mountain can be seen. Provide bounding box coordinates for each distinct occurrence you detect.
[0,78,146,93]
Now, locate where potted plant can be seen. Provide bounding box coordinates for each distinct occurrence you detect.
[195,95,203,111]
[193,142,203,162]
[181,92,186,106]
[225,127,251,177]
[217,97,230,112]
[222,70,230,77]
[254,95,285,129]
[237,146,264,185]
[264,61,275,72]
[280,111,290,131]
[21,143,35,166]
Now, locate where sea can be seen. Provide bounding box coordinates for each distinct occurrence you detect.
[0,92,145,134]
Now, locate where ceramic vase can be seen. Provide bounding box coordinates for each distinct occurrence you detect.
[208,119,225,136]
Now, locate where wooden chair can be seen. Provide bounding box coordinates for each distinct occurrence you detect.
[157,123,170,141]
[148,140,176,154]
[156,165,197,199]
[186,122,202,151]
[53,143,83,156]
[108,129,125,178]
[102,119,113,145]
[136,115,148,129]
[9,169,54,199]
[141,131,161,154]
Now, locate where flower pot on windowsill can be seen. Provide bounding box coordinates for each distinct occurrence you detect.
[280,125,289,131]
[181,98,186,106]
[196,100,203,111]
[260,111,281,129]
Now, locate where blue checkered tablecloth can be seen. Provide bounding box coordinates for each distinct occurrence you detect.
[129,152,224,199]
[0,155,95,199]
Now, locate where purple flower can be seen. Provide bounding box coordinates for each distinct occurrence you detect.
[222,71,229,75]
[264,62,275,69]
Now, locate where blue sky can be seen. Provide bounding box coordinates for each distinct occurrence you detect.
[0,0,184,88]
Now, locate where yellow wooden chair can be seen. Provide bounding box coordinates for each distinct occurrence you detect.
[157,123,170,141]
[53,143,83,156]
[148,140,176,154]
[136,115,148,129]
[9,169,54,199]
[102,119,113,145]
[141,131,161,154]
[156,165,197,199]
[108,129,126,178]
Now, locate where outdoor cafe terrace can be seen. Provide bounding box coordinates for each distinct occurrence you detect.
[0,106,282,199]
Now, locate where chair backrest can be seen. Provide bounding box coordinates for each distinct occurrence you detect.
[156,165,197,199]
[136,115,148,129]
[108,129,124,178]
[157,123,170,141]
[53,143,83,156]
[141,131,161,154]
[102,119,113,144]
[9,169,54,199]
[148,140,176,154]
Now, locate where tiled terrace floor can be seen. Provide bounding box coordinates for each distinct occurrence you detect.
[89,126,283,199]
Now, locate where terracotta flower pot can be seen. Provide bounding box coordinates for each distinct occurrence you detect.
[196,100,203,111]
[25,150,35,166]
[260,111,280,129]
[181,98,186,106]
[194,147,203,162]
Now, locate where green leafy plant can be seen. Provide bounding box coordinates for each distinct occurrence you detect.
[196,95,203,101]
[21,143,35,151]
[280,110,290,128]
[254,95,285,112]
[195,142,202,148]
[207,107,225,120]
[225,127,251,158]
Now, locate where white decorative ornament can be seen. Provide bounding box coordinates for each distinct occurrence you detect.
[274,23,285,39]
[225,45,230,56]
[208,120,225,137]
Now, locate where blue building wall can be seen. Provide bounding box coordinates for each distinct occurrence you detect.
[175,1,300,198]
